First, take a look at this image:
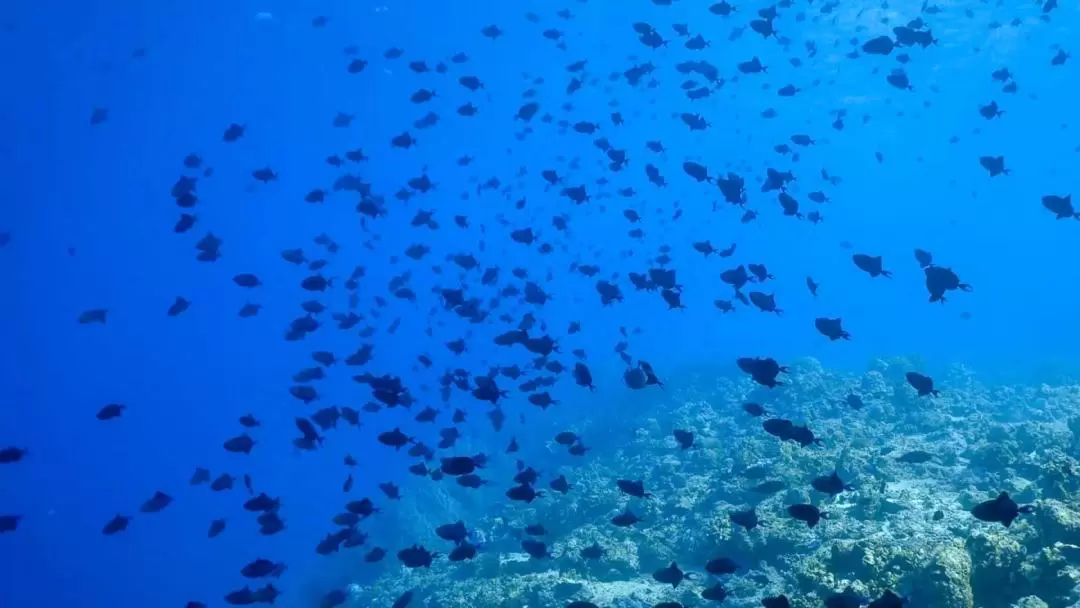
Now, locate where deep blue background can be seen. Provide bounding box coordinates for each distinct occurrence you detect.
[1,0,1078,606]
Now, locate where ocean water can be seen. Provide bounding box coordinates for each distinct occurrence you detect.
[2,0,1079,607]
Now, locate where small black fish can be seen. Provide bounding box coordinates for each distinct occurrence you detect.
[743,402,768,417]
[971,491,1033,527]
[102,514,131,535]
[673,429,694,449]
[787,503,827,527]
[140,491,172,513]
[815,317,851,341]
[852,253,892,278]
[0,514,22,533]
[811,470,854,496]
[896,450,934,464]
[906,372,940,397]
[96,403,126,420]
[705,556,740,575]
[762,595,792,608]
[378,428,411,449]
[616,479,651,498]
[610,509,641,527]
[550,475,571,494]
[652,562,695,588]
[207,518,226,538]
[579,542,604,560]
[729,508,760,530]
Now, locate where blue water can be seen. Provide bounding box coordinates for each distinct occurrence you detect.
[1,0,1077,606]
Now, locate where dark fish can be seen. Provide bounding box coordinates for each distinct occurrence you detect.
[78,309,108,324]
[914,248,934,268]
[207,518,226,538]
[550,475,571,494]
[611,510,641,527]
[924,265,972,303]
[845,394,864,410]
[378,428,412,449]
[811,470,854,496]
[573,363,595,390]
[743,402,768,417]
[652,562,694,588]
[737,357,788,388]
[616,479,651,498]
[224,433,256,454]
[971,492,1034,527]
[729,508,760,530]
[897,450,934,464]
[868,590,907,608]
[189,467,210,485]
[448,542,478,561]
[244,493,280,513]
[96,403,126,420]
[852,254,892,278]
[240,558,285,580]
[749,480,787,494]
[580,542,604,559]
[222,123,245,142]
[436,521,468,544]
[787,503,828,527]
[364,547,386,562]
[815,317,851,341]
[140,491,172,513]
[167,297,191,316]
[379,482,400,499]
[321,589,348,608]
[521,539,549,559]
[673,429,694,449]
[979,155,1009,177]
[705,556,740,575]
[905,372,940,397]
[1042,195,1078,220]
[825,590,870,608]
[701,583,728,602]
[441,455,483,476]
[862,35,895,55]
[507,483,544,503]
[210,474,235,491]
[763,596,792,608]
[552,431,578,447]
[102,514,131,535]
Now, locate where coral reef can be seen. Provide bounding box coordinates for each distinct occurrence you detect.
[340,359,1080,607]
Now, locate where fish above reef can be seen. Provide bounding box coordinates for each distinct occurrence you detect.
[653,562,695,588]
[23,0,1080,605]
[896,450,935,464]
[971,492,1034,527]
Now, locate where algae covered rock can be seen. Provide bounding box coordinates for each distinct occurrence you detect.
[1012,596,1049,608]
[968,530,1027,607]
[917,541,974,608]
[344,363,1080,608]
[1036,500,1080,547]
[1022,545,1080,608]
[825,537,910,591]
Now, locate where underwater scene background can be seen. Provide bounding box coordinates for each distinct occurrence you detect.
[2,0,1080,607]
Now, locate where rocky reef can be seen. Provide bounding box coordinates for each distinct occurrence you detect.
[336,358,1080,607]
